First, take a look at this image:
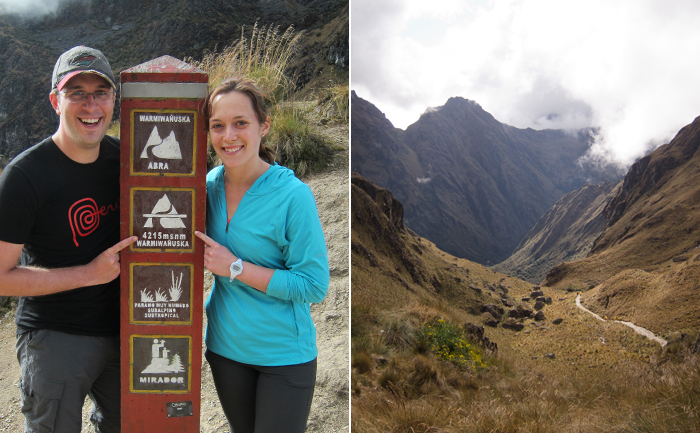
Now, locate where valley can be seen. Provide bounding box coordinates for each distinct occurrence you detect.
[351,106,700,430]
[351,213,698,431]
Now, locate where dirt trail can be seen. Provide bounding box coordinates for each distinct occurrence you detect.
[0,126,349,432]
[576,294,668,347]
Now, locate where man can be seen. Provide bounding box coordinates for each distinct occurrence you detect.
[0,46,136,433]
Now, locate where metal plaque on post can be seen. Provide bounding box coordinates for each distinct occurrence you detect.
[119,56,207,433]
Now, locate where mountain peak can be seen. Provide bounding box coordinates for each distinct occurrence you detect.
[352,94,610,264]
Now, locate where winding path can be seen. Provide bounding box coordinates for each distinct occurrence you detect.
[576,294,668,347]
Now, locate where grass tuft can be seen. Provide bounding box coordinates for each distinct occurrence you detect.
[316,82,349,124]
[268,103,335,177]
[192,21,303,105]
[187,22,339,177]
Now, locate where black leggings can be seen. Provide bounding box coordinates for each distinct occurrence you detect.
[205,349,317,433]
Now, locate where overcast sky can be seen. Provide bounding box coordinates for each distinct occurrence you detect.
[0,0,64,15]
[352,0,700,168]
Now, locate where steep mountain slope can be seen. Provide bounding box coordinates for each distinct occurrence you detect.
[351,171,536,318]
[0,19,58,154]
[352,92,618,265]
[543,115,700,336]
[0,0,348,159]
[492,181,619,284]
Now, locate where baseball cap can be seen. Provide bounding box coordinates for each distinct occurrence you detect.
[52,46,115,92]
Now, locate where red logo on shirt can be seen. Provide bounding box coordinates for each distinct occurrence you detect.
[68,198,118,247]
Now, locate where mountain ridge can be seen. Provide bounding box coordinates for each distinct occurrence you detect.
[351,91,620,265]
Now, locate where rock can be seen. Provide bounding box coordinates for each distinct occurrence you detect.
[693,331,700,354]
[374,356,389,366]
[508,308,521,319]
[534,311,546,321]
[469,285,482,294]
[534,300,545,311]
[530,290,544,298]
[483,313,499,328]
[502,318,524,331]
[552,318,563,325]
[545,297,553,304]
[463,322,498,353]
[518,304,533,317]
[535,296,546,303]
[521,297,530,302]
[501,297,513,307]
[481,304,504,321]
[544,353,555,359]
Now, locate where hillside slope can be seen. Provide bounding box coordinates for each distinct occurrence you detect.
[544,115,700,337]
[493,181,619,284]
[351,171,560,333]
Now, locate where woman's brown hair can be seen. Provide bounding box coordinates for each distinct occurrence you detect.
[203,77,277,164]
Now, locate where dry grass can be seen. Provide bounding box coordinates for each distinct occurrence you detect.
[191,21,304,104]
[185,22,345,177]
[352,283,700,432]
[353,324,700,432]
[316,82,349,123]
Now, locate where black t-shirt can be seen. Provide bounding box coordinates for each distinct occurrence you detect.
[0,136,121,336]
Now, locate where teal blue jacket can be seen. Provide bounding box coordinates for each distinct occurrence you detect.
[204,163,329,366]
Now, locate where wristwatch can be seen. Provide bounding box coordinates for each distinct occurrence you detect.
[229,258,243,282]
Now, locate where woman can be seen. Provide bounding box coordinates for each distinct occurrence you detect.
[194,77,329,433]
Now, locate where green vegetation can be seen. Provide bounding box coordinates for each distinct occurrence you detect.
[352,306,493,400]
[188,22,346,177]
[418,319,485,369]
[269,103,335,176]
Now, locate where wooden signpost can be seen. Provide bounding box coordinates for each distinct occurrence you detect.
[119,56,208,432]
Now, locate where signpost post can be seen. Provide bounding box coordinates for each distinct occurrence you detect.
[119,56,208,432]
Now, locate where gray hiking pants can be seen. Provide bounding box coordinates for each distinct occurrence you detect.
[16,329,120,433]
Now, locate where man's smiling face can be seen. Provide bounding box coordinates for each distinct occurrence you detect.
[51,73,115,151]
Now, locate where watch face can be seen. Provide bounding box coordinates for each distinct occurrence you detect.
[232,263,243,273]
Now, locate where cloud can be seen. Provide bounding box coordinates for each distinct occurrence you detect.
[352,0,700,168]
[0,0,69,17]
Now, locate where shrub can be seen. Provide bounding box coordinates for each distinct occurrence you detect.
[188,22,338,177]
[417,318,485,369]
[268,103,334,177]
